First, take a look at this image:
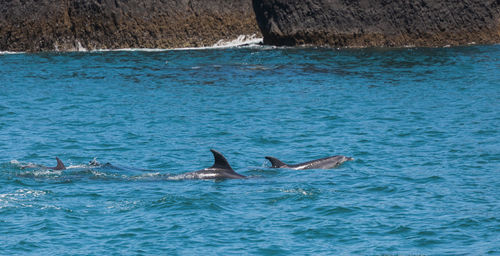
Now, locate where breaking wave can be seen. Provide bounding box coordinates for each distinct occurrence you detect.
[93,34,263,52]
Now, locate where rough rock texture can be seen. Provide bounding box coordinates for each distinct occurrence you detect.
[253,0,500,47]
[0,0,260,52]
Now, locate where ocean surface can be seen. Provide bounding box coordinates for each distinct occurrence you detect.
[1,45,499,255]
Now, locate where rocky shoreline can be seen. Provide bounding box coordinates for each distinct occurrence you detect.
[253,0,500,48]
[2,0,500,52]
[0,0,260,52]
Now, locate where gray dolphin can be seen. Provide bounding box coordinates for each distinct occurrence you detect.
[88,158,156,173]
[181,149,246,180]
[265,155,353,170]
[88,158,115,169]
[20,157,66,170]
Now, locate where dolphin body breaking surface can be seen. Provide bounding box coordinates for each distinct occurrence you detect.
[265,155,354,170]
[178,149,246,180]
[48,157,66,170]
[20,157,66,170]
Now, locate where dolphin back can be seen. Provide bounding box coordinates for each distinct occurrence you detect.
[54,157,66,170]
[210,149,233,170]
[265,156,287,168]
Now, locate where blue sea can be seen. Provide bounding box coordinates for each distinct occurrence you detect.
[1,45,499,255]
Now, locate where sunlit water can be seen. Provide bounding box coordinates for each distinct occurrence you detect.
[1,45,499,255]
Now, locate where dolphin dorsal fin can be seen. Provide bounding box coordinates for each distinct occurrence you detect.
[54,157,66,170]
[265,156,287,168]
[210,149,233,170]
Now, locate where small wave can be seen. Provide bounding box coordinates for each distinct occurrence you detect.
[245,65,273,71]
[0,51,25,54]
[9,160,20,165]
[0,189,48,199]
[8,160,37,169]
[365,185,397,193]
[166,172,216,180]
[21,169,62,177]
[66,164,89,169]
[448,217,481,228]
[415,238,443,246]
[210,34,263,48]
[0,189,49,209]
[315,205,358,215]
[93,48,169,52]
[93,34,263,52]
[105,200,142,213]
[170,34,263,50]
[8,160,57,170]
[280,188,316,196]
[400,175,445,184]
[266,187,319,204]
[76,41,87,52]
[256,136,284,145]
[2,35,262,55]
[137,172,161,178]
[387,225,412,234]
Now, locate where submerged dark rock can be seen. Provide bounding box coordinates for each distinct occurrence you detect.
[0,0,260,52]
[252,0,500,47]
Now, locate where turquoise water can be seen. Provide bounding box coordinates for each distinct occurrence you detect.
[1,45,499,255]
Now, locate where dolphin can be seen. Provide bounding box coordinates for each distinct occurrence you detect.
[46,157,66,170]
[89,158,159,173]
[265,155,353,170]
[181,149,246,180]
[88,158,114,168]
[19,157,66,170]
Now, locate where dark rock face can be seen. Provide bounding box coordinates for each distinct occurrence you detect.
[0,0,260,52]
[253,0,500,47]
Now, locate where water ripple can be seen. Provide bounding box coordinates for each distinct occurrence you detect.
[1,45,499,254]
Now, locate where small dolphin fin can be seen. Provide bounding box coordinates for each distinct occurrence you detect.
[54,157,66,170]
[265,156,287,168]
[210,149,233,170]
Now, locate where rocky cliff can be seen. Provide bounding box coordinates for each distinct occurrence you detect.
[253,0,500,47]
[0,0,260,52]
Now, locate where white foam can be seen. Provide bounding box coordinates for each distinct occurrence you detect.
[27,169,62,177]
[211,34,263,48]
[15,189,47,197]
[92,34,263,52]
[76,41,87,52]
[0,189,47,200]
[90,170,108,177]
[140,172,161,177]
[172,34,263,50]
[0,51,25,54]
[195,173,218,178]
[41,205,62,210]
[94,48,169,52]
[18,162,40,169]
[67,164,88,169]
[3,35,263,54]
[280,188,314,196]
[166,172,219,180]
[0,189,52,209]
